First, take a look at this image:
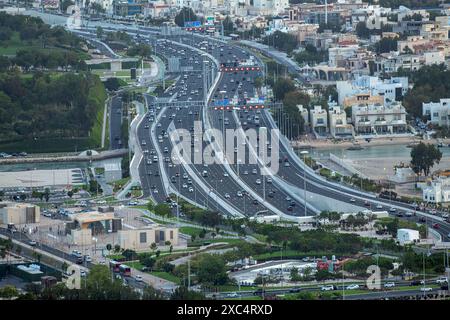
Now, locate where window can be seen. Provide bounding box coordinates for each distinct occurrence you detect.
[170,230,173,239]
[139,232,147,244]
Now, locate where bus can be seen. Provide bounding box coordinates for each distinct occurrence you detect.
[109,260,121,273]
[119,264,131,277]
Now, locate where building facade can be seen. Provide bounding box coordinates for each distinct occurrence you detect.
[0,203,40,225]
[351,102,407,135]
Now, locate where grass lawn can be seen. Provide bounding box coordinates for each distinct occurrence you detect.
[179,226,205,237]
[149,271,181,284]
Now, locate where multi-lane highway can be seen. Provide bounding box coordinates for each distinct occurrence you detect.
[73,23,450,239]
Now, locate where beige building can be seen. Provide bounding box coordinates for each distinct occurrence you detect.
[328,104,353,138]
[0,202,40,225]
[118,226,179,252]
[342,93,384,108]
[68,228,93,246]
[309,105,328,135]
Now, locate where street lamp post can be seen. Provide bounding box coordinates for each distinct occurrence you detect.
[300,150,309,216]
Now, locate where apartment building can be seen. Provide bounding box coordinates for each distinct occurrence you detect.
[328,104,353,138]
[422,98,450,127]
[0,202,40,225]
[351,102,407,135]
[118,226,180,252]
[309,105,328,135]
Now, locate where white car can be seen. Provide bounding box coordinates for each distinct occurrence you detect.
[226,292,239,298]
[224,193,231,199]
[349,198,356,203]
[420,287,433,292]
[376,204,383,209]
[436,277,448,284]
[255,179,261,185]
[384,282,395,288]
[135,275,143,282]
[223,172,229,177]
[188,187,194,193]
[321,285,335,291]
[389,207,396,212]
[346,284,360,290]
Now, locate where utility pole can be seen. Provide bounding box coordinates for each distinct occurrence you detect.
[188,252,191,290]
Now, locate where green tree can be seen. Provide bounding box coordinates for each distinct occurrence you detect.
[154,203,171,218]
[170,286,205,300]
[174,7,199,27]
[194,254,228,286]
[410,142,442,176]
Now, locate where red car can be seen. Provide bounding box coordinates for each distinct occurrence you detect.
[432,223,440,229]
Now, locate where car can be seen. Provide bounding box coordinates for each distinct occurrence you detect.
[321,285,335,291]
[224,193,231,199]
[84,255,92,262]
[346,284,360,290]
[376,204,383,209]
[384,282,395,288]
[223,172,229,177]
[255,179,261,185]
[284,162,290,167]
[287,206,293,211]
[28,240,37,246]
[252,168,257,174]
[243,170,248,175]
[288,287,301,293]
[135,275,143,282]
[80,270,87,277]
[389,207,397,213]
[432,223,440,229]
[236,191,243,197]
[349,198,356,203]
[436,277,448,284]
[420,287,433,292]
[76,257,83,265]
[226,292,239,298]
[410,280,424,286]
[405,211,413,217]
[267,177,272,183]
[364,201,370,207]
[188,187,194,193]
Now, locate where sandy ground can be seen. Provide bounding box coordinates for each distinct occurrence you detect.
[347,156,450,180]
[293,136,450,150]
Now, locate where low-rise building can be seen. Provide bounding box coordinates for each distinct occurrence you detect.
[0,202,40,225]
[309,105,328,135]
[422,176,450,204]
[351,102,408,136]
[118,226,179,252]
[397,228,420,245]
[328,104,353,138]
[422,98,450,127]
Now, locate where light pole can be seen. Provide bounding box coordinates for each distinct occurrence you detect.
[300,150,309,216]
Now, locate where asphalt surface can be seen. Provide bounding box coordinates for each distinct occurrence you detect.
[110,95,124,150]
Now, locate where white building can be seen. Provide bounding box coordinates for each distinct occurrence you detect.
[309,105,328,135]
[397,228,420,245]
[351,102,408,135]
[328,45,359,68]
[336,75,408,107]
[297,104,309,126]
[422,99,450,127]
[328,104,353,138]
[250,0,289,16]
[422,176,450,204]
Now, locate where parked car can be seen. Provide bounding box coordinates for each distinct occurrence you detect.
[346,284,360,290]
[321,285,335,291]
[384,282,395,288]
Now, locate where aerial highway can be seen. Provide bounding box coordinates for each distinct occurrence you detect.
[72,22,450,239]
